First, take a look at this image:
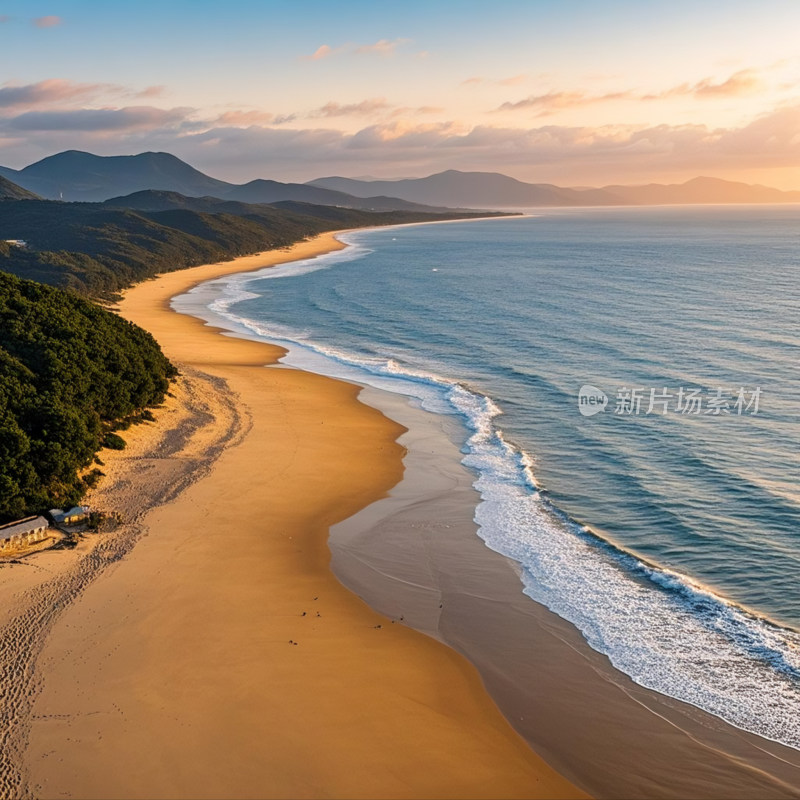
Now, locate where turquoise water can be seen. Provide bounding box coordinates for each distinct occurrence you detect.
[179,206,800,748]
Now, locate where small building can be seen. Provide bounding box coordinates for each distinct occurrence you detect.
[0,516,50,553]
[3,239,28,248]
[49,506,90,526]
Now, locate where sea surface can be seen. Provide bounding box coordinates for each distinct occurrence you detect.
[175,206,800,750]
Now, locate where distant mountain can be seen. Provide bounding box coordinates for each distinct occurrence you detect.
[0,151,232,201]
[223,179,452,212]
[103,188,454,218]
[309,170,800,208]
[7,152,799,209]
[308,170,616,207]
[601,176,800,205]
[0,175,40,200]
[102,190,264,215]
[0,151,458,211]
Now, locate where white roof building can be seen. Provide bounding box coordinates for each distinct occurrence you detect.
[0,516,50,551]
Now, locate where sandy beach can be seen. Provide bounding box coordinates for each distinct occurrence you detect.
[10,234,584,799]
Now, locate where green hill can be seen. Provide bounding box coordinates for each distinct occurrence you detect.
[0,196,508,297]
[0,271,176,522]
[0,175,39,201]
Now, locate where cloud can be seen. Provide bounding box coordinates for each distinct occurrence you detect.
[695,70,760,96]
[2,94,799,188]
[497,90,631,116]
[497,74,528,87]
[33,15,62,28]
[310,98,391,118]
[644,69,762,100]
[214,109,275,126]
[0,15,10,23]
[463,74,534,88]
[175,102,800,183]
[354,38,408,56]
[692,69,761,97]
[498,69,763,116]
[401,105,444,116]
[0,79,113,108]
[135,85,166,99]
[303,44,340,61]
[5,106,193,132]
[302,98,443,121]
[303,38,409,61]
[348,120,466,148]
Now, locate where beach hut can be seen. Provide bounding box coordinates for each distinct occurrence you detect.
[49,506,90,525]
[0,516,50,553]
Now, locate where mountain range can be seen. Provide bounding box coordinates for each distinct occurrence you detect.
[1,151,799,208]
[309,171,800,208]
[0,151,453,211]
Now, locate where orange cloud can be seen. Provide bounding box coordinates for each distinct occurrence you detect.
[215,109,275,126]
[349,119,466,146]
[497,90,631,115]
[498,69,763,116]
[644,69,762,100]
[310,98,391,117]
[304,44,339,61]
[694,69,761,96]
[304,98,442,121]
[497,74,528,87]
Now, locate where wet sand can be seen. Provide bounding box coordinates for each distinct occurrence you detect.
[331,388,800,799]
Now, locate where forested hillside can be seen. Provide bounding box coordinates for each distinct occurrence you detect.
[0,197,505,297]
[0,272,176,522]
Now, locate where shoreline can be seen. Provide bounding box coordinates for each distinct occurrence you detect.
[18,232,584,799]
[162,226,800,799]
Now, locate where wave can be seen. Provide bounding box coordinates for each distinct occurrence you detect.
[174,244,800,752]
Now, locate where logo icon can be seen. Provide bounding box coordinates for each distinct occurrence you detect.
[578,385,608,417]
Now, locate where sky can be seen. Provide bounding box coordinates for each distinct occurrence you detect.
[2,0,800,187]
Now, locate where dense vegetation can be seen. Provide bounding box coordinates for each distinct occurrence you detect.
[0,196,508,297]
[0,271,176,522]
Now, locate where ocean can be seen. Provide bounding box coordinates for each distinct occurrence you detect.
[174,205,800,750]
